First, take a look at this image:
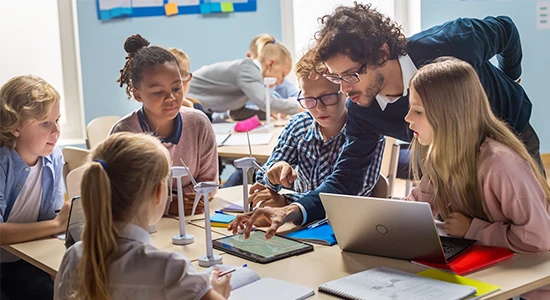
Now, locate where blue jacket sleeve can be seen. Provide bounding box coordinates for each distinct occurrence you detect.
[411,16,522,80]
[295,103,383,223]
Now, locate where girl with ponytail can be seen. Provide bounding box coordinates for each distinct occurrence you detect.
[54,132,231,300]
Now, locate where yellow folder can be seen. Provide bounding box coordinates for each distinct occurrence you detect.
[417,268,500,299]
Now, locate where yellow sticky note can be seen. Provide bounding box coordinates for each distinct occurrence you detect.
[164,2,179,16]
[221,2,234,13]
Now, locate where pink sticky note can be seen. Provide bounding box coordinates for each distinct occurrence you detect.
[234,115,262,132]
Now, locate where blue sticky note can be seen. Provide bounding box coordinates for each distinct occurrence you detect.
[210,213,236,224]
[210,2,222,13]
[199,3,212,14]
[120,7,132,15]
[99,10,111,20]
[110,7,125,17]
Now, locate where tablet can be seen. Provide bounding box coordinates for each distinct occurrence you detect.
[212,230,314,264]
[65,196,84,248]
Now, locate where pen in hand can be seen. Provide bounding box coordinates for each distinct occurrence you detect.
[219,264,248,277]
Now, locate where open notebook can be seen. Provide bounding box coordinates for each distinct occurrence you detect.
[318,267,476,300]
[208,265,314,300]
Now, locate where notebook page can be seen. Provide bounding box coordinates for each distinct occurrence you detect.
[230,278,314,300]
[319,267,475,300]
[222,133,273,146]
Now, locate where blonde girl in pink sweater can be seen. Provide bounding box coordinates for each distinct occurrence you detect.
[405,57,550,299]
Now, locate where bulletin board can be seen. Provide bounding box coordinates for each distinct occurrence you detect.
[96,0,257,21]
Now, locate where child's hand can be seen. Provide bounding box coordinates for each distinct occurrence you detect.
[54,201,72,232]
[249,183,286,208]
[266,162,297,188]
[444,212,473,238]
[210,268,231,299]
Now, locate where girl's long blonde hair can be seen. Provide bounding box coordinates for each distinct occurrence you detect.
[76,132,170,300]
[0,75,60,148]
[410,57,550,221]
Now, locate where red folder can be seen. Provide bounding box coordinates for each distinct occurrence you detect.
[412,245,514,275]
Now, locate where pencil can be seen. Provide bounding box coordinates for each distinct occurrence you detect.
[219,264,248,277]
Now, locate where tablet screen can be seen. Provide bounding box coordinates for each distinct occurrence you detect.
[213,230,313,263]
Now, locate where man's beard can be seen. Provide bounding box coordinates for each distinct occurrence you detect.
[347,72,384,107]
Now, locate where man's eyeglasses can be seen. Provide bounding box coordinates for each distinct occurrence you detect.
[297,91,342,109]
[323,64,366,84]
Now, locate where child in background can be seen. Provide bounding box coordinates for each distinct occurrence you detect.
[249,49,384,207]
[246,34,299,99]
[405,57,550,300]
[188,36,302,121]
[111,34,218,215]
[167,47,209,116]
[229,33,300,121]
[0,75,70,299]
[54,132,231,300]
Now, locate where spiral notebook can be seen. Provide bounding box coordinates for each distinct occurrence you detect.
[318,267,476,300]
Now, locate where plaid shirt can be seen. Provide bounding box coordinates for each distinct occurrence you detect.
[257,112,385,202]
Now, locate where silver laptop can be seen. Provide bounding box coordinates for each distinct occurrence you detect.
[319,193,476,264]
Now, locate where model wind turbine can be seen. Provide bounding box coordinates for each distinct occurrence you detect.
[233,131,265,213]
[170,163,195,245]
[255,77,277,133]
[178,159,223,267]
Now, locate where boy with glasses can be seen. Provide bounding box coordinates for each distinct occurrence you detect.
[248,50,384,208]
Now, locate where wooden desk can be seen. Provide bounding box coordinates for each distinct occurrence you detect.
[5,185,550,299]
[195,246,550,300]
[2,218,225,276]
[217,125,284,162]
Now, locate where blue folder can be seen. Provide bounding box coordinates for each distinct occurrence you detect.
[285,223,337,246]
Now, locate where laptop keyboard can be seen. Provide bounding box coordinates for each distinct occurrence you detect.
[440,236,477,261]
[442,243,461,256]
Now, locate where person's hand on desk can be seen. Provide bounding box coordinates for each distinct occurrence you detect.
[228,205,303,240]
[267,161,297,188]
[203,268,232,300]
[444,212,472,238]
[249,182,287,208]
[54,200,72,232]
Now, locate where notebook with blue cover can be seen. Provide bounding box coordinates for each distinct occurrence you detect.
[285,223,337,246]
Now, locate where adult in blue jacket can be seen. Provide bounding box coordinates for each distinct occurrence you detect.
[229,3,542,239]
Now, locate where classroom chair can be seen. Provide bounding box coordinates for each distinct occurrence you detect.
[371,173,390,199]
[62,146,90,184]
[66,165,87,200]
[86,115,120,149]
[386,138,415,198]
